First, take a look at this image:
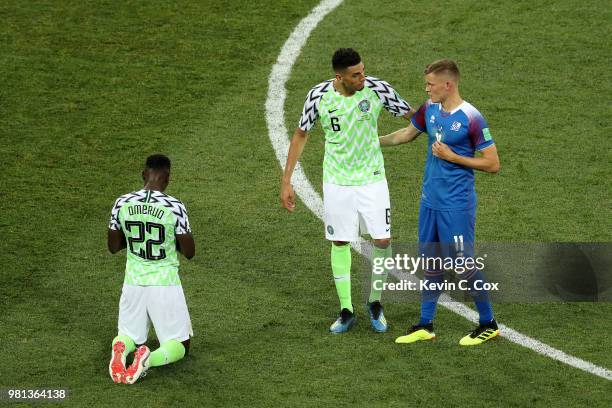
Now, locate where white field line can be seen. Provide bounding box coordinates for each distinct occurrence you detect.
[264,0,612,381]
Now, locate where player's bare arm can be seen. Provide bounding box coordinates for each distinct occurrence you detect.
[176,233,196,259]
[280,127,309,212]
[379,122,421,146]
[432,142,500,173]
[107,229,127,254]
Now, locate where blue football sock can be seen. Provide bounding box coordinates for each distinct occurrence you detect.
[419,271,444,325]
[465,269,494,324]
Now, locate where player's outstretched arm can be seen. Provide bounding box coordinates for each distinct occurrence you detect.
[107,229,127,254]
[402,108,416,121]
[432,142,500,173]
[379,123,421,146]
[176,233,195,259]
[280,127,309,212]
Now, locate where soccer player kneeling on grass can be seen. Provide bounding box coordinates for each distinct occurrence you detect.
[107,154,196,384]
[380,59,501,345]
[280,48,415,333]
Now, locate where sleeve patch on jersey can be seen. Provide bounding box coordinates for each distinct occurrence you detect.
[482,127,492,141]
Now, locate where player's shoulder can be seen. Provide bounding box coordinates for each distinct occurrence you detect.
[364,75,393,92]
[457,101,485,121]
[365,75,387,85]
[419,98,438,112]
[299,80,333,131]
[424,98,437,108]
[457,101,491,141]
[149,191,189,217]
[152,192,191,233]
[364,75,412,113]
[112,189,147,209]
[305,79,333,98]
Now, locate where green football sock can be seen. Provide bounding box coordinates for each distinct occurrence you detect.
[369,245,392,303]
[331,243,352,312]
[148,340,186,367]
[112,333,136,355]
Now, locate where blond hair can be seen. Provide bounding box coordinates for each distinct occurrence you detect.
[424,59,460,81]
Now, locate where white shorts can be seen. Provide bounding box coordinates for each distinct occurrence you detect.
[118,284,193,345]
[323,179,391,241]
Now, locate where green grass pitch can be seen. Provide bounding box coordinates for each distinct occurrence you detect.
[1,0,611,406]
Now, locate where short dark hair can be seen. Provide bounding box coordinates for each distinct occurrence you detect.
[145,154,171,172]
[424,59,460,81]
[332,48,361,72]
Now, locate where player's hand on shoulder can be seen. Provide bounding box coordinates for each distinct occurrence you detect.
[403,107,416,121]
[280,182,296,212]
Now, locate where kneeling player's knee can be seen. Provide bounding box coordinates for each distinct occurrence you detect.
[373,238,391,249]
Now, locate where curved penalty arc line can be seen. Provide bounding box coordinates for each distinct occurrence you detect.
[264,0,612,381]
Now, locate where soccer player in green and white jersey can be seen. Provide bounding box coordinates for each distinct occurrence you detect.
[280,48,414,333]
[107,154,196,384]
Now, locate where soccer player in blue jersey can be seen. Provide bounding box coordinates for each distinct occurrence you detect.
[380,59,501,345]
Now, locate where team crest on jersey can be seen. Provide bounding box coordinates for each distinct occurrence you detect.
[358,99,371,113]
[450,121,461,131]
[327,225,334,235]
[430,115,435,124]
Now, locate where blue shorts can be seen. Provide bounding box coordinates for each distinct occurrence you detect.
[418,202,476,262]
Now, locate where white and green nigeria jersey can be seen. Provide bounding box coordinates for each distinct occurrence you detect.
[299,76,412,185]
[108,189,191,286]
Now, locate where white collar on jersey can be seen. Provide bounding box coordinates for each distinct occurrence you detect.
[438,100,467,115]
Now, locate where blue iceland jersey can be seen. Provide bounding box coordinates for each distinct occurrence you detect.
[411,100,494,210]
